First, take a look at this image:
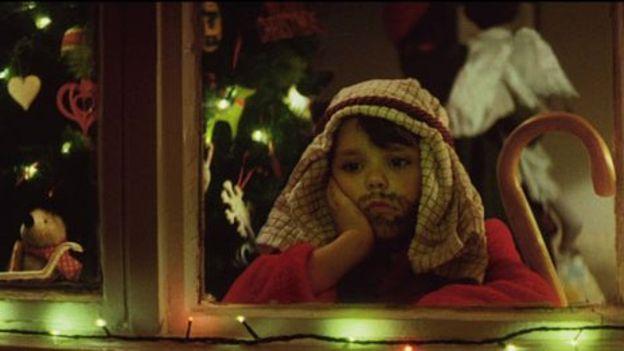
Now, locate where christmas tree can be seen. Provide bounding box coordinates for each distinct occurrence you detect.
[201,2,332,300]
[0,2,99,288]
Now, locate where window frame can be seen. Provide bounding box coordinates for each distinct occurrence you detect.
[0,2,159,336]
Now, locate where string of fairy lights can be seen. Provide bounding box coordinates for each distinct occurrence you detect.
[1,316,623,349]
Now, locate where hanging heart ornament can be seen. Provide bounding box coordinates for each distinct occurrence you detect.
[56,79,97,135]
[8,75,41,111]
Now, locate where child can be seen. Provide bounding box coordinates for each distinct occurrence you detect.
[223,78,559,306]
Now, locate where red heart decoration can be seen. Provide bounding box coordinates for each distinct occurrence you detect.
[56,79,97,135]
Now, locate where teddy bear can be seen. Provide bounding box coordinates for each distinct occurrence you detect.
[5,208,83,282]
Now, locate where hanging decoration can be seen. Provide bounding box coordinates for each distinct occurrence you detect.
[256,2,323,43]
[221,179,255,240]
[7,75,41,111]
[60,25,93,79]
[60,26,86,55]
[55,78,97,136]
[201,2,222,53]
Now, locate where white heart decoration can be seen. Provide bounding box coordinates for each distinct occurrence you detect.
[8,75,41,111]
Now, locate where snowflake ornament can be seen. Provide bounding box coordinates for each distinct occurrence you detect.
[221,180,255,239]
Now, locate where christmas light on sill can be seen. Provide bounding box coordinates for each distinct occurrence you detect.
[61,142,72,154]
[236,315,259,340]
[35,15,52,29]
[185,317,193,339]
[217,98,231,110]
[570,329,583,348]
[95,318,111,337]
[0,67,9,80]
[251,129,270,144]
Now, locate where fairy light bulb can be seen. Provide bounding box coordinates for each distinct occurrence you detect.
[504,344,518,351]
[35,15,52,29]
[236,315,245,323]
[403,345,413,351]
[347,337,355,343]
[22,162,39,180]
[0,67,9,80]
[283,85,310,118]
[217,98,230,110]
[570,329,583,348]
[61,142,72,154]
[49,329,60,336]
[251,129,269,144]
[95,318,107,327]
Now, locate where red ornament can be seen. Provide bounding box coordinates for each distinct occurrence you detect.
[256,2,323,43]
[60,26,87,55]
[56,79,97,135]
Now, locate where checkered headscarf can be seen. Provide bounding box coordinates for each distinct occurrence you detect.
[257,78,488,283]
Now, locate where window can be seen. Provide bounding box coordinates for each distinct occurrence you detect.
[1,3,623,350]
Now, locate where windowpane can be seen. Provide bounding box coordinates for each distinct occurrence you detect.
[0,2,100,290]
[201,2,328,300]
[200,2,616,307]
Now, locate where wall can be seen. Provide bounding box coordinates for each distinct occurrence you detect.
[539,2,617,302]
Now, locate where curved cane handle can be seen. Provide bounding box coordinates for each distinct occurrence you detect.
[497,112,615,308]
[0,242,83,281]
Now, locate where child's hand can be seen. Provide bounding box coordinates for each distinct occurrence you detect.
[308,178,375,293]
[326,177,373,237]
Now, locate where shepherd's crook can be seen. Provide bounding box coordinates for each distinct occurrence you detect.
[497,112,616,308]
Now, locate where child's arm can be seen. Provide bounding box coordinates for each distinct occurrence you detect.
[308,178,374,293]
[416,219,560,307]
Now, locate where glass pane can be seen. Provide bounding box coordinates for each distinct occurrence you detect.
[202,2,615,307]
[0,2,100,290]
[201,2,328,300]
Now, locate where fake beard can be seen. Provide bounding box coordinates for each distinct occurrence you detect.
[356,192,418,240]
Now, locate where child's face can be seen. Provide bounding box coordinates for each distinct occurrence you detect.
[330,119,422,240]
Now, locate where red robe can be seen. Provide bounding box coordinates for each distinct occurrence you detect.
[223,218,560,307]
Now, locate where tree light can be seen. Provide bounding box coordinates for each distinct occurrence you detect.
[504,344,518,351]
[35,15,52,29]
[22,162,39,180]
[251,129,270,144]
[283,85,311,119]
[0,67,9,80]
[217,98,231,110]
[23,2,37,10]
[61,142,72,154]
[95,318,107,327]
[236,315,245,323]
[403,346,413,351]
